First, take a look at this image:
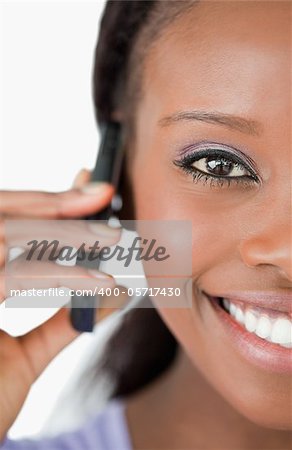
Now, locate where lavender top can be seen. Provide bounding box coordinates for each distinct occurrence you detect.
[0,400,132,450]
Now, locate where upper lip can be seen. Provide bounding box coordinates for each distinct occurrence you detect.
[205,291,292,314]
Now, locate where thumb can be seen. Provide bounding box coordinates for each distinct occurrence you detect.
[72,168,92,189]
[19,288,129,381]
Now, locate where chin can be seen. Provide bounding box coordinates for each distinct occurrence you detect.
[241,409,292,431]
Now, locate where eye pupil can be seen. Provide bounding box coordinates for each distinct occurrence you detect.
[206,157,233,176]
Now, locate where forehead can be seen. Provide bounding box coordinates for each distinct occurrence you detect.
[139,1,290,120]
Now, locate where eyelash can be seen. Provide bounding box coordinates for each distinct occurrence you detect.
[173,147,260,188]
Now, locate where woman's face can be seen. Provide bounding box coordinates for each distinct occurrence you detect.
[130,1,291,429]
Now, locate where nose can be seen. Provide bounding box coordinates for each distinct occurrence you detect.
[239,224,292,281]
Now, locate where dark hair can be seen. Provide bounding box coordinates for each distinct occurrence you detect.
[93,0,154,125]
[92,1,194,398]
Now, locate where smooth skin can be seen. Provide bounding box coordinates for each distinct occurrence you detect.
[0,1,291,449]
[123,1,292,449]
[0,171,128,439]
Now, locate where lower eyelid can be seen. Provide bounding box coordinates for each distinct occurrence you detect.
[191,169,255,188]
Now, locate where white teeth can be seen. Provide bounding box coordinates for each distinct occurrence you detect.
[282,342,292,348]
[230,303,237,317]
[245,311,258,332]
[223,298,230,311]
[235,307,245,325]
[271,318,292,345]
[221,298,292,348]
[255,316,272,339]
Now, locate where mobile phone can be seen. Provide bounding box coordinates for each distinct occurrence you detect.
[70,121,123,332]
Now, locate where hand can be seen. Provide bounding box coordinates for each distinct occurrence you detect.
[0,170,128,439]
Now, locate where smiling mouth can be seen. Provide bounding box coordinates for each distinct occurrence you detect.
[209,296,292,349]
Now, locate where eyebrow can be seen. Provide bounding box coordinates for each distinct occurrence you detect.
[158,110,262,136]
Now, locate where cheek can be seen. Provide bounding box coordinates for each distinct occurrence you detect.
[131,158,292,429]
[132,158,242,277]
[132,160,229,368]
[156,305,292,430]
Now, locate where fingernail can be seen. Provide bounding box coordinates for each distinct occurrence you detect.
[81,182,110,195]
[88,269,112,280]
[88,222,121,237]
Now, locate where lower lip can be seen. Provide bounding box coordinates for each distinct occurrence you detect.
[207,296,292,374]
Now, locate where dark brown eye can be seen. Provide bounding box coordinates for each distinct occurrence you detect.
[191,156,249,177]
[206,157,234,176]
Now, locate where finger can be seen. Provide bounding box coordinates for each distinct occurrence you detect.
[0,183,114,218]
[0,261,115,305]
[3,219,121,254]
[17,287,130,380]
[72,169,91,189]
[17,308,80,381]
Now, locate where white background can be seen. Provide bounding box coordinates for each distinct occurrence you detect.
[1,0,109,439]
